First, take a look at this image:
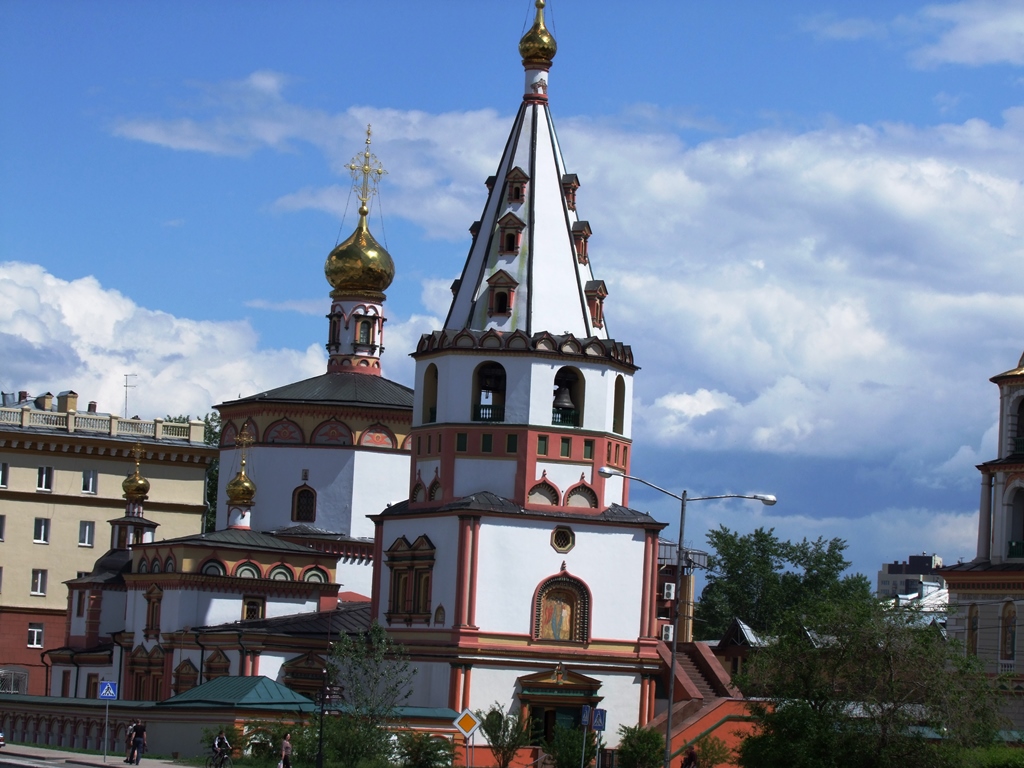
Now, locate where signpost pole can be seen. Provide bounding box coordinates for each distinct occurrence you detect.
[103,699,109,763]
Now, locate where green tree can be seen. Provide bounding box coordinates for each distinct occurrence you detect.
[694,526,872,639]
[615,724,663,768]
[295,622,415,767]
[545,724,597,768]
[397,731,454,768]
[736,598,1003,768]
[477,703,531,768]
[166,412,220,531]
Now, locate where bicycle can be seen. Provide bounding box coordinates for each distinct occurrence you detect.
[206,753,233,768]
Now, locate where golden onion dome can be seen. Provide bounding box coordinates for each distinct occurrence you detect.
[226,458,257,506]
[324,208,395,300]
[519,0,557,68]
[122,467,150,503]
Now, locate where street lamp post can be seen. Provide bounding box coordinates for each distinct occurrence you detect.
[597,467,776,768]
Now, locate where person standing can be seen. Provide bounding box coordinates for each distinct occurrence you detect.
[280,733,292,768]
[132,721,147,765]
[124,720,137,763]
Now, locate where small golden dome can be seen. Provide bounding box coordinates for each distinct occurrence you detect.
[324,209,395,300]
[519,0,557,68]
[226,458,257,506]
[122,468,150,503]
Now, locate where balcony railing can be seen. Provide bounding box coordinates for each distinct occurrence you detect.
[1000,660,1017,674]
[473,404,505,422]
[551,407,579,426]
[0,406,206,443]
[1009,541,1024,559]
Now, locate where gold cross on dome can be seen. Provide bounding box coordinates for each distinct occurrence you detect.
[131,442,144,463]
[236,424,255,457]
[345,124,387,213]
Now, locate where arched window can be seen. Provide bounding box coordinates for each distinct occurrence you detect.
[428,480,442,501]
[412,482,426,502]
[566,485,598,508]
[1002,601,1017,661]
[552,367,584,427]
[967,604,979,656]
[1011,489,1024,557]
[358,320,373,345]
[138,560,148,574]
[529,481,560,506]
[151,558,161,574]
[494,291,508,314]
[473,362,506,422]
[533,574,590,643]
[269,565,294,581]
[304,568,328,583]
[613,375,626,435]
[164,557,175,573]
[311,420,353,445]
[434,605,446,626]
[236,563,261,579]
[201,560,226,576]
[422,364,439,424]
[143,585,162,638]
[1016,398,1024,453]
[292,486,316,523]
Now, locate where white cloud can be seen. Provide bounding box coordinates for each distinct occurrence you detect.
[102,73,1024,485]
[802,14,890,42]
[0,262,326,418]
[245,297,327,315]
[913,0,1024,67]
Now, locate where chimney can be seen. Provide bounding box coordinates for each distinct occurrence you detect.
[57,390,79,413]
[18,390,29,403]
[88,401,98,413]
[35,392,53,411]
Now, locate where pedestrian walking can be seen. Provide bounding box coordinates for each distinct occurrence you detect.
[132,720,147,765]
[280,733,292,768]
[124,720,137,763]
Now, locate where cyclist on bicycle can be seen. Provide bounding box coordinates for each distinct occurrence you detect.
[212,731,232,768]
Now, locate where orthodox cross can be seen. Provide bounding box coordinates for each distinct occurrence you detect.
[131,442,145,469]
[235,424,255,465]
[346,124,387,216]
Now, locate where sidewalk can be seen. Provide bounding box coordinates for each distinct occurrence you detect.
[0,745,180,768]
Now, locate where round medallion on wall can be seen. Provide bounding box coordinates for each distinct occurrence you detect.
[551,526,575,553]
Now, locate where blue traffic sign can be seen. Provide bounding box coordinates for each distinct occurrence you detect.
[591,709,607,731]
[98,681,118,700]
[581,705,591,726]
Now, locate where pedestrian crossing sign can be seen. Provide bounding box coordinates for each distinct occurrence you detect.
[98,681,118,700]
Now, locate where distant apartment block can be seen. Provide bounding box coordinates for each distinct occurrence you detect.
[877,553,945,597]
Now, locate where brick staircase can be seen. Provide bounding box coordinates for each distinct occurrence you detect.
[677,648,720,700]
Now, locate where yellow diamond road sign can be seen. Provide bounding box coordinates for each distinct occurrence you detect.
[454,708,482,737]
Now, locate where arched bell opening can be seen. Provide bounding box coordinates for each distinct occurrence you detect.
[472,361,506,422]
[552,367,584,427]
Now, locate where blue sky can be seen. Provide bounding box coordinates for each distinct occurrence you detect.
[3,0,1024,586]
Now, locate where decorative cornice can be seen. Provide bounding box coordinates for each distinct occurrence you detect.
[414,329,637,371]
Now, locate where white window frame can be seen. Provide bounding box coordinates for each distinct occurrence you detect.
[0,461,8,488]
[33,517,50,544]
[81,469,98,494]
[79,520,95,548]
[27,623,43,648]
[37,466,53,492]
[31,569,47,596]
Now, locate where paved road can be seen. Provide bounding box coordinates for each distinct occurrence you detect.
[0,746,179,768]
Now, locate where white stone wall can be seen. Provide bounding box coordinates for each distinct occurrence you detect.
[473,518,645,640]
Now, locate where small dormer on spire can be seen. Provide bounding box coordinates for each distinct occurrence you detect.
[520,0,557,101]
[324,125,396,376]
[226,425,257,529]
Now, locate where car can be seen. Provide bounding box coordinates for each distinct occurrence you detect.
[0,728,5,747]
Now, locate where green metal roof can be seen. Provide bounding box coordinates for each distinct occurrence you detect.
[158,676,316,712]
